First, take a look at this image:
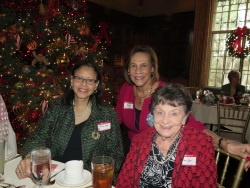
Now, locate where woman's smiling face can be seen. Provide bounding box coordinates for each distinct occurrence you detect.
[71,65,99,100]
[153,103,188,139]
[128,52,154,87]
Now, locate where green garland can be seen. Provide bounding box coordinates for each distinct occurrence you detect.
[226,28,250,58]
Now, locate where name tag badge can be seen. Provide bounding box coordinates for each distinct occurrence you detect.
[98,121,111,132]
[124,102,133,109]
[182,155,196,166]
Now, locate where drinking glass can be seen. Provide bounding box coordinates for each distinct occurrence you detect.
[91,156,114,188]
[30,147,51,188]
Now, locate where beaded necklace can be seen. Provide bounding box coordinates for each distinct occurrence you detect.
[152,134,181,165]
[73,101,91,119]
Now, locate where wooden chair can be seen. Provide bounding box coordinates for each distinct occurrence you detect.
[214,147,246,188]
[217,102,250,143]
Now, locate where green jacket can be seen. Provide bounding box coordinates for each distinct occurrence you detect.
[21,97,124,183]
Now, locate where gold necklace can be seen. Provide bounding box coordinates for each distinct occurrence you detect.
[152,135,180,165]
[135,86,152,104]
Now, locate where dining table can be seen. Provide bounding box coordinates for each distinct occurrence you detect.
[191,101,250,143]
[3,156,97,188]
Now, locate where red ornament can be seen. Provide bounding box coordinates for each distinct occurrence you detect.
[27,40,38,51]
[29,109,41,122]
[91,35,101,52]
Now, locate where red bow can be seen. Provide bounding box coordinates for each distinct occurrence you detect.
[232,26,247,53]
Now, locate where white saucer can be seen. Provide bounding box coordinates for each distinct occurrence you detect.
[55,169,92,187]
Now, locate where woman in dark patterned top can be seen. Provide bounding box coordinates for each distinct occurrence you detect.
[116,84,217,187]
[15,59,124,184]
[221,70,245,97]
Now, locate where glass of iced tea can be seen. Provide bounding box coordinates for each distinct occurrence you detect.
[91,156,114,188]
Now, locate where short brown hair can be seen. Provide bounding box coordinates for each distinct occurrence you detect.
[228,70,241,82]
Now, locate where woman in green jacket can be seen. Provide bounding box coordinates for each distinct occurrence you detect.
[15,59,124,184]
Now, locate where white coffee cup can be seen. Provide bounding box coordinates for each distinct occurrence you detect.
[64,160,84,183]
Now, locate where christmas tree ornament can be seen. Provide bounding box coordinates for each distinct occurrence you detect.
[31,54,50,69]
[14,34,22,50]
[18,26,24,32]
[27,40,38,51]
[56,53,70,64]
[39,0,47,16]
[15,82,25,89]
[40,100,48,116]
[9,25,17,34]
[76,47,87,59]
[22,65,31,74]
[28,109,41,122]
[44,90,51,99]
[79,24,90,35]
[12,103,25,116]
[92,35,101,52]
[0,36,6,44]
[65,33,72,46]
[25,79,35,87]
[65,33,77,45]
[71,1,79,11]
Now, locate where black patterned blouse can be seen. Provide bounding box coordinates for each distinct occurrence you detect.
[139,134,181,188]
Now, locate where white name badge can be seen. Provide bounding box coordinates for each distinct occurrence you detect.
[182,155,196,166]
[124,102,133,109]
[98,121,111,132]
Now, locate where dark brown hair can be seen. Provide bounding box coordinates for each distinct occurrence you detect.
[124,45,160,85]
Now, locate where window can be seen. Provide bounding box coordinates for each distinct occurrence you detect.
[208,0,250,90]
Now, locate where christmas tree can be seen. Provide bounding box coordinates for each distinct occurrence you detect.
[0,0,113,148]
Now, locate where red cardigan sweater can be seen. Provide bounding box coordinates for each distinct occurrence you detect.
[116,126,217,188]
[115,82,206,140]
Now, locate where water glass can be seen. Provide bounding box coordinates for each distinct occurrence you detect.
[30,147,51,188]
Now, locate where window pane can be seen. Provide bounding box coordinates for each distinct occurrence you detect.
[208,0,250,87]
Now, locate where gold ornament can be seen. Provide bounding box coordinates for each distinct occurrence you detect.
[15,81,24,89]
[44,90,51,99]
[13,103,25,116]
[56,53,70,64]
[0,36,6,44]
[39,1,47,16]
[18,26,24,32]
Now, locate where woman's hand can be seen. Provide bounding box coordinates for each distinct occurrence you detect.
[223,141,250,171]
[16,156,31,179]
[203,129,250,171]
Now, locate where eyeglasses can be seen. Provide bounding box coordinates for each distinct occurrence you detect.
[73,76,97,85]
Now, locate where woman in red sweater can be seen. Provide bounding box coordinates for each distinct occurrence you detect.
[116,84,217,187]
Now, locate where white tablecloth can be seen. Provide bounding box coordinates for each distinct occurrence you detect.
[191,102,250,143]
[3,156,94,188]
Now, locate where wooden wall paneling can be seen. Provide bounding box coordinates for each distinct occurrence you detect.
[87,2,195,90]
